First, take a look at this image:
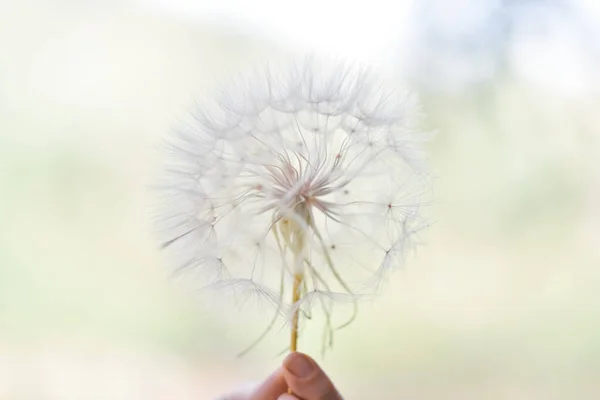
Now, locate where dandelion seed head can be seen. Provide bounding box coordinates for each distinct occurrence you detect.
[155,56,432,333]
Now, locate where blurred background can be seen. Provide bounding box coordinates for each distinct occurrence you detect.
[1,0,599,398]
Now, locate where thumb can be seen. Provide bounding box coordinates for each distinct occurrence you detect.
[280,352,342,400]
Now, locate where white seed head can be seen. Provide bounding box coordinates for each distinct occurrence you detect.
[154,56,432,336]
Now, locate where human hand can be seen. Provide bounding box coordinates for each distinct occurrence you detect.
[222,352,343,400]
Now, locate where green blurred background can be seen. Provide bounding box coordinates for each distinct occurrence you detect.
[1,1,599,399]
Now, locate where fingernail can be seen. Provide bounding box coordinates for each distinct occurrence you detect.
[285,352,314,378]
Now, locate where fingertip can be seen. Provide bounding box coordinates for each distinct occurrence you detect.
[283,352,315,378]
[282,352,342,400]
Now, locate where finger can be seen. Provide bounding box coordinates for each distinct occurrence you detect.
[282,352,343,400]
[249,367,288,400]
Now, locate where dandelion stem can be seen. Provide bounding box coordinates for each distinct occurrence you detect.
[290,273,303,352]
[288,272,303,395]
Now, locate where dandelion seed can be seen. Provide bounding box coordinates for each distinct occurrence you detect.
[154,56,432,358]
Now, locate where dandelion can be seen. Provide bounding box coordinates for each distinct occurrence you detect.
[155,56,432,358]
